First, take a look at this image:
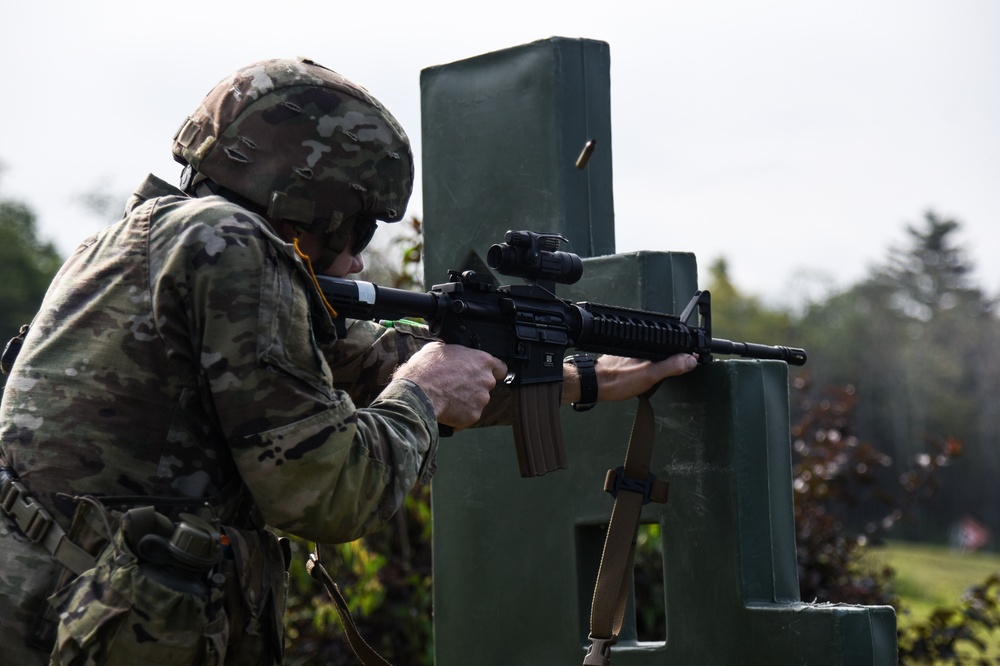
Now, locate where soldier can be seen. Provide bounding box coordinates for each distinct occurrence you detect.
[0,57,697,664]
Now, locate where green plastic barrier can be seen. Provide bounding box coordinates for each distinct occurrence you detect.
[420,37,896,666]
[421,36,616,269]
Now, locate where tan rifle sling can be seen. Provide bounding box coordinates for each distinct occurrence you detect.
[305,385,669,666]
[584,384,670,666]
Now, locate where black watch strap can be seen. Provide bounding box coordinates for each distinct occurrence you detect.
[565,354,598,412]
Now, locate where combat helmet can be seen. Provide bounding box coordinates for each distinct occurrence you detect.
[172,57,413,260]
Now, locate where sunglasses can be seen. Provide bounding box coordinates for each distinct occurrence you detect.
[350,217,378,256]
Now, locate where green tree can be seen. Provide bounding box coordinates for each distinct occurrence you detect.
[798,211,1000,540]
[874,212,990,321]
[0,178,62,387]
[888,213,1000,541]
[874,212,993,448]
[705,257,798,348]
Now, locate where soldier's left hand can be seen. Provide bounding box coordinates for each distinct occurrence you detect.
[562,353,698,405]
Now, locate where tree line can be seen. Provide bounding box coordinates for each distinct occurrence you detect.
[0,185,62,355]
[710,210,1000,547]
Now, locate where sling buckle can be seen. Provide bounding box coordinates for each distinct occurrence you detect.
[1,472,55,543]
[603,466,669,505]
[583,634,616,666]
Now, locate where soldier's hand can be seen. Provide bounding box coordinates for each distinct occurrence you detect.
[562,353,698,405]
[393,342,507,430]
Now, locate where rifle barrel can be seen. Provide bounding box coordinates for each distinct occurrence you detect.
[710,338,807,366]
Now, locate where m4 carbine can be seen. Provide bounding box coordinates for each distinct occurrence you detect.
[317,230,806,478]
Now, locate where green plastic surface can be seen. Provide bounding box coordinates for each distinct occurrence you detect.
[421,36,615,283]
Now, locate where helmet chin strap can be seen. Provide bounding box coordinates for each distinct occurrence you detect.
[292,237,339,320]
[315,233,343,275]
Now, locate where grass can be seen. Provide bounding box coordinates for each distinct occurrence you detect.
[866,540,1000,660]
[869,540,1000,623]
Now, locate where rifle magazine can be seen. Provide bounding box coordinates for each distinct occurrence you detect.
[511,383,567,477]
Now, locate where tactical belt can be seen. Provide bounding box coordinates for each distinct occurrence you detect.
[0,467,96,575]
[0,466,253,576]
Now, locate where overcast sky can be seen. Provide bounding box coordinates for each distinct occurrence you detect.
[2,0,997,308]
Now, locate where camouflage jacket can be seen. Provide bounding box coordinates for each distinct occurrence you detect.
[0,174,450,653]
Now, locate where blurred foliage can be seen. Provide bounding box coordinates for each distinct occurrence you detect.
[789,376,1000,664]
[795,211,1000,544]
[283,486,435,665]
[789,376,958,607]
[75,186,126,224]
[633,523,666,642]
[0,175,63,390]
[359,216,424,291]
[898,574,1000,663]
[706,256,798,347]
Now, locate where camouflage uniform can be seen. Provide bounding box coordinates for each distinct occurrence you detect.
[0,173,442,664]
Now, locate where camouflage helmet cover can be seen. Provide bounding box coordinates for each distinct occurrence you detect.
[172,57,413,232]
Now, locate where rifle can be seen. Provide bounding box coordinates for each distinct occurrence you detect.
[317,230,806,478]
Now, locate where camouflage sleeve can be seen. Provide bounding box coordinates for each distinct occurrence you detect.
[151,201,438,544]
[320,319,436,407]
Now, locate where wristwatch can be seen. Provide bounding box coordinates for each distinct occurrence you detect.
[565,354,597,412]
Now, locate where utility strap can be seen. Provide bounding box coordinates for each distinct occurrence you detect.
[307,545,393,666]
[0,464,254,578]
[292,237,340,319]
[0,469,96,576]
[584,383,668,666]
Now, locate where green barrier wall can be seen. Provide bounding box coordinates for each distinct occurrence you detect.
[420,37,896,666]
[421,36,615,270]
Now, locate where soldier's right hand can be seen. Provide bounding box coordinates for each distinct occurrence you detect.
[393,342,507,430]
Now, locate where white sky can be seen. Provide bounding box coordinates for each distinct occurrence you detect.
[1,0,997,308]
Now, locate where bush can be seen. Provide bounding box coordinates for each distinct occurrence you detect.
[283,486,434,665]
